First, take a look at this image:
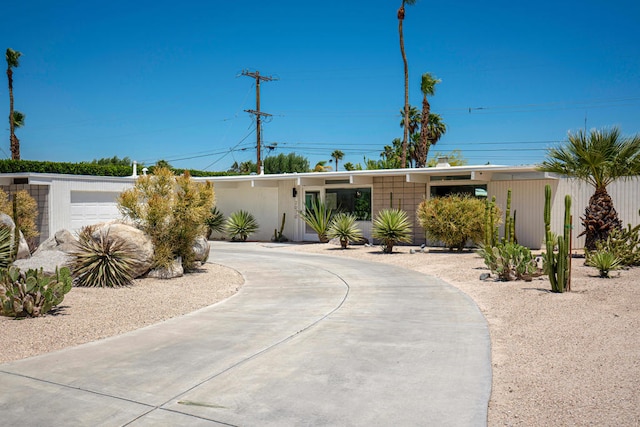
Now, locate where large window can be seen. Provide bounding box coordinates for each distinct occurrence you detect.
[325,188,371,220]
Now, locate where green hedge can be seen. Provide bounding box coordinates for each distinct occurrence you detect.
[0,160,231,178]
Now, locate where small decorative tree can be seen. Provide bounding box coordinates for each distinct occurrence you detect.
[118,167,214,272]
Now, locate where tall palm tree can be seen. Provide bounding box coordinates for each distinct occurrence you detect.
[6,48,22,160]
[331,149,345,171]
[423,112,447,165]
[417,72,441,167]
[539,127,640,250]
[398,0,418,169]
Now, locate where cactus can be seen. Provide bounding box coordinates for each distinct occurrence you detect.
[544,184,572,293]
[272,213,288,242]
[504,189,512,243]
[0,266,72,317]
[483,196,500,247]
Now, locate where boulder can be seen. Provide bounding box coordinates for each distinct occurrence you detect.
[147,257,184,279]
[13,251,73,276]
[0,213,31,260]
[91,222,154,279]
[192,235,210,264]
[34,229,77,255]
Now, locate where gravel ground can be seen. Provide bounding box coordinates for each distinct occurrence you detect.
[2,243,639,426]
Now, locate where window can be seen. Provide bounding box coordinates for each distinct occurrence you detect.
[430,184,487,198]
[325,188,371,220]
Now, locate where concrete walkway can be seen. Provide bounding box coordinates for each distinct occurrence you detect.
[0,242,491,426]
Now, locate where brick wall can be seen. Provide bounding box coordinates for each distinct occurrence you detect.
[0,184,49,246]
[372,176,428,246]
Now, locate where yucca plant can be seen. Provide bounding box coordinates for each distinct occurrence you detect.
[226,210,259,241]
[205,206,225,239]
[70,226,139,287]
[0,225,14,269]
[586,250,622,278]
[327,213,363,249]
[372,208,413,253]
[299,199,333,243]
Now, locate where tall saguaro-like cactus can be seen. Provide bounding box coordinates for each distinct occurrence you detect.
[544,185,572,293]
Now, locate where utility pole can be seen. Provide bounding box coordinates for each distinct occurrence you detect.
[242,70,276,174]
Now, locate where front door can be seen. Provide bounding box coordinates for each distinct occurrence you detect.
[303,190,322,241]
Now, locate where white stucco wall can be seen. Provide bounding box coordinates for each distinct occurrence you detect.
[214,181,280,242]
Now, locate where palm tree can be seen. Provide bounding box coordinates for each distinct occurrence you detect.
[398,0,418,169]
[417,73,441,167]
[10,111,25,159]
[423,112,447,165]
[6,48,22,160]
[313,160,332,172]
[330,150,345,171]
[539,127,640,250]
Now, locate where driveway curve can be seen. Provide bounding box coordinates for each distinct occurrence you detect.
[0,242,491,426]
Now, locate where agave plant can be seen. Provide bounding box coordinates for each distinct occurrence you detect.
[226,210,259,241]
[327,213,363,249]
[69,226,139,287]
[586,250,622,278]
[372,208,413,253]
[205,206,225,239]
[299,199,333,243]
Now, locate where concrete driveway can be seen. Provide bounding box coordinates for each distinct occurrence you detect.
[0,242,491,426]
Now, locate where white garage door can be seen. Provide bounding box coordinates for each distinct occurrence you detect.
[70,191,122,231]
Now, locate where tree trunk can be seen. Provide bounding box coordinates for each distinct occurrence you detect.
[398,5,409,169]
[418,95,431,167]
[580,186,622,251]
[7,67,18,160]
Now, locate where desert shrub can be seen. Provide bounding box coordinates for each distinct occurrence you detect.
[591,223,640,267]
[478,242,538,281]
[300,199,333,243]
[0,266,72,317]
[372,208,412,253]
[205,206,225,239]
[417,194,487,251]
[586,250,622,278]
[327,213,363,249]
[226,210,259,241]
[0,189,39,246]
[118,167,214,271]
[69,226,139,288]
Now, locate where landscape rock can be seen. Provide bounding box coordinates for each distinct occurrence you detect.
[192,235,210,264]
[0,213,31,260]
[34,229,77,255]
[147,257,184,279]
[14,250,73,276]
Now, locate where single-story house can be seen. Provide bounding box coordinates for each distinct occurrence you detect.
[1,162,638,250]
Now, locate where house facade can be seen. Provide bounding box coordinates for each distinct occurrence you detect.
[1,165,638,250]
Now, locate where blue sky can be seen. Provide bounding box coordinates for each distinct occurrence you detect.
[2,0,639,171]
